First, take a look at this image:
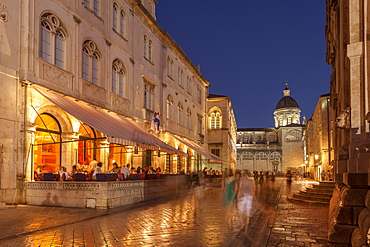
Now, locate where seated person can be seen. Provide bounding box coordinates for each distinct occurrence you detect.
[111,163,120,174]
[59,166,72,181]
[71,165,79,175]
[92,162,103,180]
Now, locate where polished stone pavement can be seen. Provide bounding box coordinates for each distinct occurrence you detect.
[0,178,328,247]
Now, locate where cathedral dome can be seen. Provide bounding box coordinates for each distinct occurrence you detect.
[275,96,299,110]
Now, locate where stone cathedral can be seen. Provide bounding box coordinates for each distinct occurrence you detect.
[236,84,305,173]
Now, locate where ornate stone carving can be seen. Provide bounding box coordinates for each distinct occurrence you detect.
[336,107,350,129]
[39,60,73,90]
[82,79,107,105]
[0,4,9,22]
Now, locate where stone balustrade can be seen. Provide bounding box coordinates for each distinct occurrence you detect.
[25,176,188,209]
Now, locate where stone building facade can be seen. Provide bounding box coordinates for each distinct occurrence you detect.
[303,93,333,181]
[0,0,223,204]
[236,86,305,173]
[326,0,370,246]
[206,94,237,172]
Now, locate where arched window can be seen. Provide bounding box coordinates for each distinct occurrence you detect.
[270,152,281,159]
[120,10,125,36]
[256,152,267,159]
[112,59,126,97]
[78,124,100,167]
[40,13,67,69]
[144,82,154,110]
[148,40,152,62]
[113,3,118,31]
[144,36,147,58]
[34,113,62,173]
[186,108,192,129]
[167,95,173,121]
[285,130,303,141]
[82,40,100,85]
[178,102,183,125]
[243,152,253,159]
[209,109,222,129]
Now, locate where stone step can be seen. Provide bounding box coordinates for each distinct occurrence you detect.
[299,190,332,198]
[306,187,334,194]
[287,196,329,205]
[293,193,331,202]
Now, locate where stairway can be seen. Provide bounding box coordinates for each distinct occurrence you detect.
[288,181,335,205]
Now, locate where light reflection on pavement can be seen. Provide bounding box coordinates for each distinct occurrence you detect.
[0,178,328,247]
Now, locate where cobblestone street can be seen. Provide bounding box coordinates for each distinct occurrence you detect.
[0,178,328,247]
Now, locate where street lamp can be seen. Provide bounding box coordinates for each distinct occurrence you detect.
[314,154,319,160]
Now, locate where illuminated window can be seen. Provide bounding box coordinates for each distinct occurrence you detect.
[112,59,126,97]
[82,40,100,85]
[40,13,67,69]
[209,109,222,129]
[78,124,100,168]
[34,113,61,173]
[279,118,283,126]
[287,117,292,125]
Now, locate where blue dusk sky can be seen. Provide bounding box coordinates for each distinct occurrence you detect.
[156,0,331,128]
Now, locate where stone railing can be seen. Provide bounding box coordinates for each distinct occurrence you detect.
[328,184,370,246]
[25,176,188,209]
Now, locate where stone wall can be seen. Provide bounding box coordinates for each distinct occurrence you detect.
[328,184,370,246]
[25,176,188,209]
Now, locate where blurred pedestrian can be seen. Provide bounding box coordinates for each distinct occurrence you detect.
[236,171,255,231]
[285,170,293,188]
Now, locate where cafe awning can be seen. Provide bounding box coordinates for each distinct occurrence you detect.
[171,134,228,164]
[33,85,186,156]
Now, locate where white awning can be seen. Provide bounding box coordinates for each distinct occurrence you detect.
[33,85,186,156]
[171,134,228,164]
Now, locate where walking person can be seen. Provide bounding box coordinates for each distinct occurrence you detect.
[236,171,255,232]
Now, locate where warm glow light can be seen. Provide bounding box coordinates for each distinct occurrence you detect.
[315,154,319,160]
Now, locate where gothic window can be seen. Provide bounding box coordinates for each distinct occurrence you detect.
[178,68,183,87]
[178,102,183,125]
[148,40,152,62]
[40,13,67,69]
[285,130,303,141]
[186,108,192,129]
[270,152,281,159]
[120,10,125,36]
[256,152,267,159]
[113,3,118,31]
[166,95,174,121]
[84,0,100,15]
[82,40,101,85]
[209,109,222,129]
[144,82,154,110]
[112,59,126,97]
[243,152,253,159]
[144,36,147,58]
